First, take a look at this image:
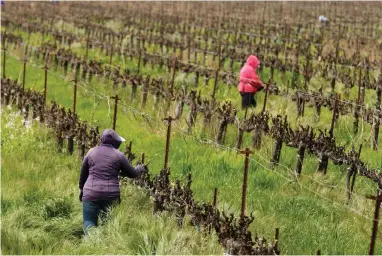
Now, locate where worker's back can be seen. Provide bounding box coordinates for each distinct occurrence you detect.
[238,55,262,93]
[80,129,138,201]
[82,144,122,201]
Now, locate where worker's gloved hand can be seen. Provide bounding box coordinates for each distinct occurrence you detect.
[135,164,147,174]
[257,85,264,91]
[79,190,83,202]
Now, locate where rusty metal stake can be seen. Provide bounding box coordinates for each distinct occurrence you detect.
[73,77,77,114]
[366,192,382,255]
[110,95,120,131]
[163,116,174,169]
[239,148,253,218]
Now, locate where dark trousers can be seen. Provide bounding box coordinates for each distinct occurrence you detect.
[82,199,119,235]
[240,92,256,109]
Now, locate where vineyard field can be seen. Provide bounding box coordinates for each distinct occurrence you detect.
[1,2,382,255]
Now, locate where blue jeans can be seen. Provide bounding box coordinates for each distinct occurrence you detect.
[82,199,119,235]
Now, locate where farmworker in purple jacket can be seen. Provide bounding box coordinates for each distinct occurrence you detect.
[79,129,145,235]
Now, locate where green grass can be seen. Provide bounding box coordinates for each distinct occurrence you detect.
[1,109,223,255]
[2,35,382,254]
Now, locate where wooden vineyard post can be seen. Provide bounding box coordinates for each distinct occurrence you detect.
[213,187,218,207]
[22,57,27,91]
[137,49,142,74]
[354,70,362,135]
[315,88,323,121]
[110,95,120,131]
[217,42,222,71]
[85,30,89,60]
[360,68,365,105]
[109,44,114,65]
[141,152,145,164]
[372,82,381,150]
[163,116,174,169]
[366,192,382,255]
[72,77,78,114]
[297,92,305,117]
[43,64,48,104]
[211,69,219,103]
[239,148,252,218]
[187,36,191,61]
[2,37,6,79]
[329,93,339,138]
[202,39,207,65]
[262,83,269,113]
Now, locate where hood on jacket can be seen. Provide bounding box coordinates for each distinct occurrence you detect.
[246,55,260,69]
[100,129,125,149]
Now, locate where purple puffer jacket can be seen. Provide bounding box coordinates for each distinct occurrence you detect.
[79,129,140,201]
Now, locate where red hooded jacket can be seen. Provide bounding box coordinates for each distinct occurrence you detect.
[238,55,263,93]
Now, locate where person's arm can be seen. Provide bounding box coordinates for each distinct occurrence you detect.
[78,156,89,202]
[119,153,143,178]
[79,156,89,190]
[248,79,263,89]
[245,70,263,90]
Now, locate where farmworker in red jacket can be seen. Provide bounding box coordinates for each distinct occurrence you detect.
[78,129,146,235]
[238,55,264,109]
